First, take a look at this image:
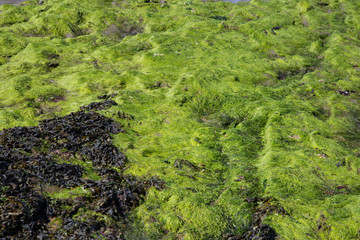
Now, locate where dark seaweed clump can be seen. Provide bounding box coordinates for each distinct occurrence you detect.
[337,90,354,96]
[226,197,285,240]
[0,110,163,239]
[80,99,118,111]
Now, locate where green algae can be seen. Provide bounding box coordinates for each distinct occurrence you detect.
[48,186,91,199]
[1,0,360,239]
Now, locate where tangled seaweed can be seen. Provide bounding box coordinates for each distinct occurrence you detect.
[0,110,163,239]
[80,100,118,111]
[225,197,286,240]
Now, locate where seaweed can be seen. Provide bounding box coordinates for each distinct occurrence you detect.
[226,197,286,240]
[0,110,162,239]
[97,93,118,100]
[337,90,354,96]
[1,0,360,238]
[80,100,118,111]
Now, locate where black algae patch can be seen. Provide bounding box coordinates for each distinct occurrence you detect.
[226,197,285,240]
[337,90,354,96]
[1,111,126,167]
[80,99,118,111]
[271,26,282,35]
[241,197,285,239]
[0,111,164,239]
[97,93,118,100]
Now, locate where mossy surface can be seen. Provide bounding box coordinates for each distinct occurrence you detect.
[1,0,360,239]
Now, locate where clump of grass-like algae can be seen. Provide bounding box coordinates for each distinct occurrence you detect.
[1,0,360,239]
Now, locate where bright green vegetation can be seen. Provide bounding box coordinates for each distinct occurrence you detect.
[47,186,91,199]
[1,0,360,239]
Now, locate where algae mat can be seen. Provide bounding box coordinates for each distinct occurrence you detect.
[1,0,360,239]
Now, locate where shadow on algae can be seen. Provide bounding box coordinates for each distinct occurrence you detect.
[0,0,360,239]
